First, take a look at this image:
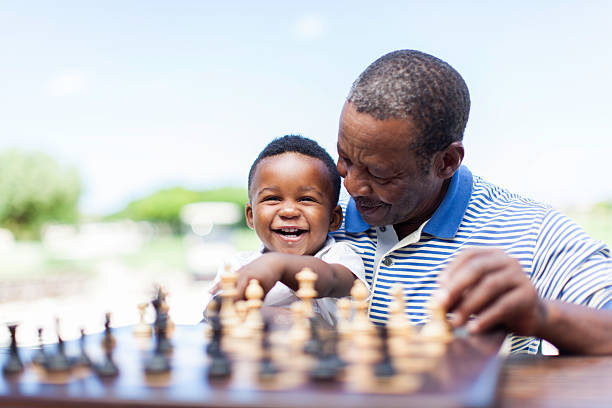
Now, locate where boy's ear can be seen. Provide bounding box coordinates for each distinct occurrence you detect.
[245,203,255,230]
[328,205,343,232]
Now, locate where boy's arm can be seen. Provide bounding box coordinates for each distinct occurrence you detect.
[234,252,357,300]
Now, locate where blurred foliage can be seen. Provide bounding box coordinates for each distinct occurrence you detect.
[107,186,248,232]
[594,200,612,212]
[0,150,81,239]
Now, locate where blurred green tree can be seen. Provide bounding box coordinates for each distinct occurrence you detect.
[107,186,248,233]
[0,150,81,239]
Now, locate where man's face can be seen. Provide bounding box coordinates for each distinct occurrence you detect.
[336,102,445,227]
[246,152,342,255]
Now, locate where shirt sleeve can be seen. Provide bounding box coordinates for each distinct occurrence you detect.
[318,239,369,291]
[531,209,612,309]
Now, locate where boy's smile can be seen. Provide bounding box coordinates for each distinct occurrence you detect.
[246,152,342,256]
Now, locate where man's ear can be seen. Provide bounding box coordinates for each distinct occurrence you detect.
[329,205,343,232]
[245,203,255,230]
[434,141,464,180]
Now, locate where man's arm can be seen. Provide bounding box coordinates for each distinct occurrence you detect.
[232,252,357,300]
[437,248,612,355]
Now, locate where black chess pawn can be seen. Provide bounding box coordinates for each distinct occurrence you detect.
[258,320,278,380]
[44,327,72,373]
[303,317,322,356]
[145,313,171,374]
[3,323,24,375]
[374,325,395,378]
[152,295,173,354]
[205,314,222,356]
[309,331,343,382]
[72,328,91,367]
[206,316,231,379]
[32,327,47,366]
[95,314,119,377]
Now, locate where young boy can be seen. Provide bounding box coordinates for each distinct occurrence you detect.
[209,135,366,324]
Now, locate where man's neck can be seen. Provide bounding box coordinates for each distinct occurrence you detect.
[392,179,451,240]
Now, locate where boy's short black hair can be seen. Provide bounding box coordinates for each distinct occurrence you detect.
[248,135,341,205]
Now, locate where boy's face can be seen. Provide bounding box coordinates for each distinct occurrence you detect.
[246,152,342,256]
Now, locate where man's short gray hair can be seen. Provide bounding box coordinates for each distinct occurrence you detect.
[348,50,470,166]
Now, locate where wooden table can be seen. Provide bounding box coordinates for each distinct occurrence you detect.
[3,325,612,408]
[499,353,612,408]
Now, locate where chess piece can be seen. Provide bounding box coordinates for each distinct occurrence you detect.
[152,294,173,354]
[73,328,92,367]
[45,318,72,373]
[206,315,222,356]
[288,301,309,348]
[3,323,24,375]
[420,300,453,343]
[203,298,219,340]
[133,302,152,337]
[219,263,239,335]
[303,317,322,356]
[32,327,47,366]
[96,312,119,377]
[296,268,317,318]
[258,321,278,380]
[387,284,412,340]
[374,326,395,378]
[350,280,376,344]
[336,297,352,360]
[310,330,342,382]
[160,298,175,338]
[244,279,264,335]
[145,314,171,374]
[206,315,231,379]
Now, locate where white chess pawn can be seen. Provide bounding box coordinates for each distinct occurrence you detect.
[387,284,412,340]
[219,263,239,335]
[420,300,453,343]
[244,279,265,334]
[296,268,317,318]
[133,302,152,337]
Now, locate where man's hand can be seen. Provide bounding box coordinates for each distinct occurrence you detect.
[436,247,546,336]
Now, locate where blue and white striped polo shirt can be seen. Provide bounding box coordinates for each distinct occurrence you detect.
[331,165,612,353]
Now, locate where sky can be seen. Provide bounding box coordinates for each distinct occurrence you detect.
[1,1,611,215]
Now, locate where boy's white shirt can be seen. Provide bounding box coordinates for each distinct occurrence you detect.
[211,236,368,325]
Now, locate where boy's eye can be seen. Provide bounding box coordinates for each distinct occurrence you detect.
[299,196,317,203]
[262,196,281,202]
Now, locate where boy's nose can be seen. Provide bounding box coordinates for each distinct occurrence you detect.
[278,203,300,218]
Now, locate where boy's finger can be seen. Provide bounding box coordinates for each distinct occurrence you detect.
[208,282,220,294]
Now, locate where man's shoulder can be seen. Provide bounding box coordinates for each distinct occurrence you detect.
[469,174,551,214]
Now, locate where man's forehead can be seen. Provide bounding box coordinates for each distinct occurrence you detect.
[338,102,418,150]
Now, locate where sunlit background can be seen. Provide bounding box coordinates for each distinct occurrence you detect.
[1,1,611,346]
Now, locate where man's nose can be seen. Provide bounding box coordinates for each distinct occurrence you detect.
[343,167,372,196]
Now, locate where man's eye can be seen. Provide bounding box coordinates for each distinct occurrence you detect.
[371,173,392,184]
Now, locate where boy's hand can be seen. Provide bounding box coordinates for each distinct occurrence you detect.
[234,253,285,300]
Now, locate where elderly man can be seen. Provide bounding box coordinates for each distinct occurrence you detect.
[331,49,612,354]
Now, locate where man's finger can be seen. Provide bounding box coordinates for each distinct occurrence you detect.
[450,268,518,326]
[466,288,530,334]
[441,249,511,310]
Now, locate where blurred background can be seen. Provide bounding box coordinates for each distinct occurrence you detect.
[1,1,611,346]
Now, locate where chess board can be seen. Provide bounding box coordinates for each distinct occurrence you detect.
[1,324,506,408]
